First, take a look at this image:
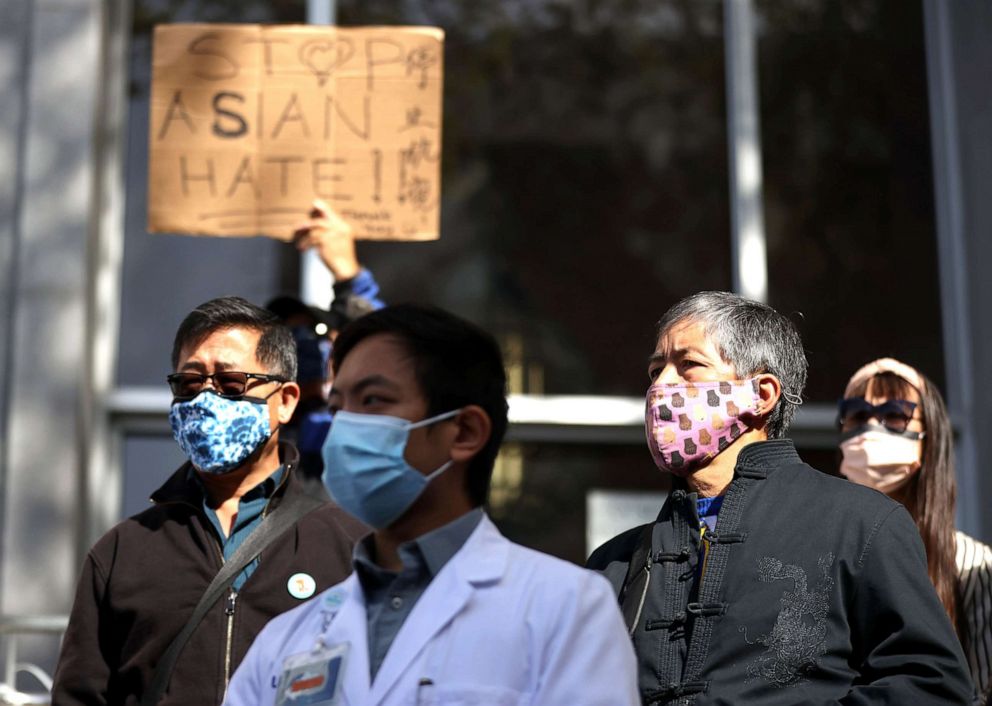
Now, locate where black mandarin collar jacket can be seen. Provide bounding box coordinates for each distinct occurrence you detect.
[588,439,974,705]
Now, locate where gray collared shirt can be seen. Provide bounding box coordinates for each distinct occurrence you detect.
[353,508,484,681]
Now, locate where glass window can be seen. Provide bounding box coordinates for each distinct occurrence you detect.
[122,434,187,517]
[756,0,945,401]
[341,0,733,396]
[118,2,732,393]
[488,439,841,564]
[489,441,668,564]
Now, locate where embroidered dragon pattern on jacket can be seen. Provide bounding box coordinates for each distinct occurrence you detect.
[742,553,835,687]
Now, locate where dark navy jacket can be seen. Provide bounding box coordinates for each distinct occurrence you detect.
[587,440,974,705]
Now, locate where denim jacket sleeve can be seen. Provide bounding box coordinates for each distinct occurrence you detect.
[331,268,385,320]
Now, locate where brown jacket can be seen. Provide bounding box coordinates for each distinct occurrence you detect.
[52,444,366,706]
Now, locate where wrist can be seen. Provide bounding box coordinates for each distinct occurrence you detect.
[328,259,361,280]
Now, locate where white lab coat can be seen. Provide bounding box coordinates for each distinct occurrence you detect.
[224,514,639,706]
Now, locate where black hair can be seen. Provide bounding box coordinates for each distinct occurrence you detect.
[331,304,509,506]
[172,296,298,380]
[266,295,317,324]
[657,291,808,438]
[266,295,348,335]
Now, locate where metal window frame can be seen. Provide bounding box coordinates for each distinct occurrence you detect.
[81,0,131,555]
[106,388,841,449]
[922,0,979,536]
[299,0,338,309]
[724,0,768,304]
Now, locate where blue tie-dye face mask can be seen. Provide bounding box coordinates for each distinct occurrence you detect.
[169,391,273,474]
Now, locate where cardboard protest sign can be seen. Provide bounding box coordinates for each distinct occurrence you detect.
[148,24,443,241]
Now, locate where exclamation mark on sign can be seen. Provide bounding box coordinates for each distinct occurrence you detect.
[372,148,382,203]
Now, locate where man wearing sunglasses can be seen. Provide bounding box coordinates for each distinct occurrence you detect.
[53,297,366,706]
[267,199,387,494]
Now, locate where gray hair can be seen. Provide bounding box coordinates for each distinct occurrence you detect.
[657,291,807,439]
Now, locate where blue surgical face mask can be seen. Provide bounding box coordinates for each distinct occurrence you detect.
[321,409,460,529]
[169,391,273,475]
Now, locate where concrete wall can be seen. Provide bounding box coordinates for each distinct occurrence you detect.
[0,0,102,621]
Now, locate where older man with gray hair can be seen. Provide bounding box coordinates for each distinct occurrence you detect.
[588,291,974,705]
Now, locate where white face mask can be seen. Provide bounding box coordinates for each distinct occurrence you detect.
[840,428,922,494]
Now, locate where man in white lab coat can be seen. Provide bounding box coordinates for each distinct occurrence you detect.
[224,304,639,706]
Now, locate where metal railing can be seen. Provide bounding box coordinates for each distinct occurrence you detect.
[0,616,68,706]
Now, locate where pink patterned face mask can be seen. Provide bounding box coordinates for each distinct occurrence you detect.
[645,378,761,475]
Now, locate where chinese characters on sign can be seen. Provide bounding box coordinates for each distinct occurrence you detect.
[148,24,444,241]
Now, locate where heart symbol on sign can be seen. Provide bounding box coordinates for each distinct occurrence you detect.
[299,38,355,87]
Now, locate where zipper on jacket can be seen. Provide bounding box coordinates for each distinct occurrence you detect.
[223,590,239,688]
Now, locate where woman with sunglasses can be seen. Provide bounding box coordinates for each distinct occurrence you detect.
[838,357,992,702]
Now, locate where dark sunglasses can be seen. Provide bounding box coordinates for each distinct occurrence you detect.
[836,398,919,434]
[167,371,287,401]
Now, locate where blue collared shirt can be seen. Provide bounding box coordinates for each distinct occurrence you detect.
[696,495,724,582]
[197,465,286,591]
[353,507,484,681]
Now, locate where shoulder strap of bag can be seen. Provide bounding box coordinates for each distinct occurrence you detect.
[140,490,325,706]
[620,523,654,636]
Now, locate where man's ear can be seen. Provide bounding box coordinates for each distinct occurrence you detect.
[275,382,301,424]
[449,405,492,465]
[754,373,782,418]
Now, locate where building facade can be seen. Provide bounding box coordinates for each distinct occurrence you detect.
[1,1,990,671]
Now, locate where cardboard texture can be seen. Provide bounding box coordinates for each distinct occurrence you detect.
[148,24,444,241]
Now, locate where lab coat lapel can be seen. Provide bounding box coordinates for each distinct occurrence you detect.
[368,516,508,704]
[319,574,372,706]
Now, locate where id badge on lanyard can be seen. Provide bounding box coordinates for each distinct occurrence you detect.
[274,641,350,706]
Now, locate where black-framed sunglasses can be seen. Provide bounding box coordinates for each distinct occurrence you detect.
[167,371,287,401]
[837,398,919,434]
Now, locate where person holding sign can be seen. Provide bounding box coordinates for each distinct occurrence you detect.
[268,199,386,492]
[223,305,639,706]
[53,297,366,706]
